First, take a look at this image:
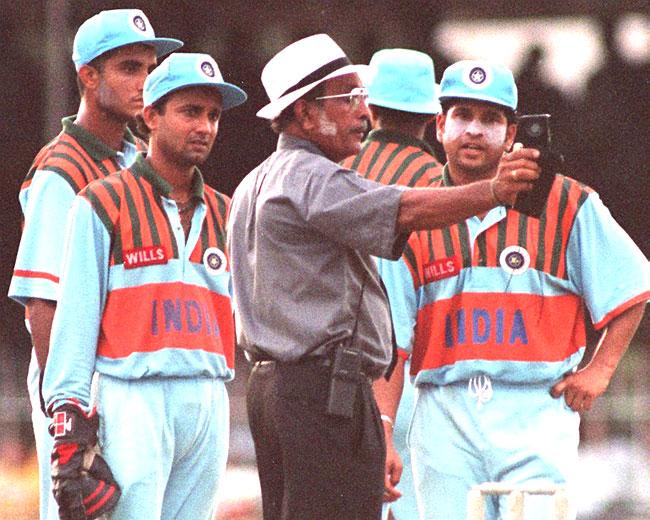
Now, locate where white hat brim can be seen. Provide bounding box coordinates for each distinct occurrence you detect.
[256,64,369,120]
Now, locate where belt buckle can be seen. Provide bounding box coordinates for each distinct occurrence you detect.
[245,349,274,365]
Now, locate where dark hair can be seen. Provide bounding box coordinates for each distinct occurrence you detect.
[75,46,124,96]
[270,81,327,134]
[135,97,169,137]
[440,98,517,124]
[134,115,150,140]
[369,104,433,127]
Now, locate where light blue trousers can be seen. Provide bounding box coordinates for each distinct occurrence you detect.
[97,375,229,520]
[382,361,419,520]
[27,351,59,520]
[410,378,579,520]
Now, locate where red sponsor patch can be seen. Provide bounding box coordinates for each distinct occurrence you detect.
[123,246,168,269]
[423,256,461,283]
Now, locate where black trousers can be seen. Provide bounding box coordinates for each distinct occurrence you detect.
[247,358,385,520]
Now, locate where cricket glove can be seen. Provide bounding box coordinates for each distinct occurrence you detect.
[50,404,121,520]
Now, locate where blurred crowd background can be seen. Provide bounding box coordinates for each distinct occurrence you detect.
[0,1,648,518]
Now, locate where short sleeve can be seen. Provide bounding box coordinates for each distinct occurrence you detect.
[289,162,409,259]
[566,192,649,329]
[9,171,77,305]
[377,256,418,356]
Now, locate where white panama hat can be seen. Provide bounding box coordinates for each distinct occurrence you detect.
[256,33,368,120]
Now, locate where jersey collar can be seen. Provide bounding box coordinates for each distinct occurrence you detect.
[129,153,205,201]
[62,115,137,161]
[365,128,438,158]
[442,164,507,228]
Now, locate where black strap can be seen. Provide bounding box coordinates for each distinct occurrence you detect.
[379,277,399,381]
[348,271,367,347]
[279,56,351,97]
[39,368,47,416]
[338,269,399,380]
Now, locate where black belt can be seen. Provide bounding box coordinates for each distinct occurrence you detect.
[245,339,347,365]
[245,349,335,368]
[246,344,373,380]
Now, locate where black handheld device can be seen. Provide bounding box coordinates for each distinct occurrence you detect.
[517,113,551,150]
[326,272,368,419]
[513,114,560,217]
[326,344,362,418]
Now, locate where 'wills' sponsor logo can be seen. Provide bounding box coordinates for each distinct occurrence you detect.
[423,256,461,283]
[124,246,168,269]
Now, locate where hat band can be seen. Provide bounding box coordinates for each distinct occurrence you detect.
[279,56,351,98]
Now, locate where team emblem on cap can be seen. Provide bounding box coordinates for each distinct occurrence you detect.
[200,61,216,78]
[132,15,147,32]
[499,245,530,275]
[469,67,487,85]
[203,247,227,275]
[463,63,493,91]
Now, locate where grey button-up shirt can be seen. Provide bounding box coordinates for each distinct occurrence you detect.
[227,133,408,378]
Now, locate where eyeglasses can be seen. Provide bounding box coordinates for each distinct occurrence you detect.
[314,87,368,110]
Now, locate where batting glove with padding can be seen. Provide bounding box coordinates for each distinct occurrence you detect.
[50,404,121,520]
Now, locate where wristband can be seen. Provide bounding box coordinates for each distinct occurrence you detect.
[489,178,507,207]
[380,414,394,428]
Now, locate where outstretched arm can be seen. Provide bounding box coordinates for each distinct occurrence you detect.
[551,301,646,411]
[397,147,540,232]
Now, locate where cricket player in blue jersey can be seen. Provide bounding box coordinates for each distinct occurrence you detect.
[374,59,649,519]
[42,52,246,519]
[8,9,181,519]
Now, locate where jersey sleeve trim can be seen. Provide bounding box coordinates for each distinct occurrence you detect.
[12,269,60,284]
[592,291,650,330]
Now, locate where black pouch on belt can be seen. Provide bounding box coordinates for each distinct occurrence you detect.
[326,343,362,418]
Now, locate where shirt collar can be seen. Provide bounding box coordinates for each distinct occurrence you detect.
[366,128,437,157]
[277,132,327,157]
[62,115,137,161]
[129,153,205,200]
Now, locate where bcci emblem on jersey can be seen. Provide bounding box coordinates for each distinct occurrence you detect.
[499,245,530,275]
[203,247,227,275]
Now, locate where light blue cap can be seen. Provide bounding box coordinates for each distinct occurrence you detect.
[439,60,517,111]
[366,48,440,114]
[143,53,247,110]
[73,9,183,70]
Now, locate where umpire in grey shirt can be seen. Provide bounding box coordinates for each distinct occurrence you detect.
[227,34,539,520]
